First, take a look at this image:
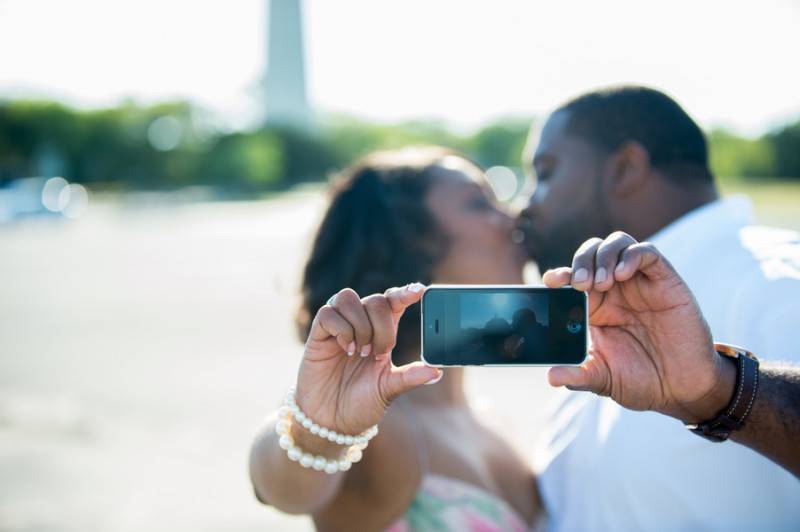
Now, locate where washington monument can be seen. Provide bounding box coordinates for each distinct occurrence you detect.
[264,0,310,128]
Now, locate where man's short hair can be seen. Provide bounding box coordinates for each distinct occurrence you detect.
[556,86,713,181]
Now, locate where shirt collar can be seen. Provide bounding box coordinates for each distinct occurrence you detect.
[648,195,754,259]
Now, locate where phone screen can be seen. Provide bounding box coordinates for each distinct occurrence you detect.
[421,286,587,366]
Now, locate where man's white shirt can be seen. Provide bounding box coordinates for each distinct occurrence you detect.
[534,196,800,532]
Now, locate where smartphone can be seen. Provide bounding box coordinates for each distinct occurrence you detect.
[420,285,588,367]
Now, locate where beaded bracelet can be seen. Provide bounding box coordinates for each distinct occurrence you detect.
[275,387,379,474]
[284,387,378,447]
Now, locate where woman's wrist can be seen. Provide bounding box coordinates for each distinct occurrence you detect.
[289,417,343,457]
[275,388,376,474]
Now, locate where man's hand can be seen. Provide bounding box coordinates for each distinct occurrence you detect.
[543,232,736,423]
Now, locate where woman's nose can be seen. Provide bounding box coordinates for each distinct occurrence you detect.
[493,210,516,232]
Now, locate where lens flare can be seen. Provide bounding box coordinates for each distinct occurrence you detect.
[62,184,89,219]
[41,177,69,212]
[485,166,519,202]
[147,116,182,151]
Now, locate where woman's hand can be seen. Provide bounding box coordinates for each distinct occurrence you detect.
[542,232,735,424]
[295,283,442,436]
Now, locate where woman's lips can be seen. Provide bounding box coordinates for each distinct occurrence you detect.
[514,221,542,261]
[505,231,531,267]
[513,242,529,266]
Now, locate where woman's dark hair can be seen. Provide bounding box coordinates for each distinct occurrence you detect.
[296,146,478,363]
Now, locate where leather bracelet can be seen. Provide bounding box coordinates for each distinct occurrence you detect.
[686,343,759,442]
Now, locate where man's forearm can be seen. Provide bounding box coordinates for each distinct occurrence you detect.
[730,364,800,477]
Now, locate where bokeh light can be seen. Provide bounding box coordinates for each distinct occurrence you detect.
[485,166,519,202]
[147,116,182,151]
[61,183,89,219]
[41,177,69,212]
[41,177,89,218]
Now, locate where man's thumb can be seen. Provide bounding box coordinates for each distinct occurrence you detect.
[547,360,607,395]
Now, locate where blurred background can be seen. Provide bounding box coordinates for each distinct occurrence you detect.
[0,0,798,530]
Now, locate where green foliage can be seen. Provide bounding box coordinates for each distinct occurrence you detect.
[268,126,337,184]
[767,121,800,179]
[708,121,800,181]
[708,129,775,179]
[0,99,798,192]
[466,118,532,169]
[0,100,199,188]
[323,116,466,167]
[197,131,283,189]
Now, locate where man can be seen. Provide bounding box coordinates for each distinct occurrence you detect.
[540,232,800,477]
[519,86,800,531]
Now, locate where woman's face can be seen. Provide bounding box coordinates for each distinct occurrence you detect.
[425,157,527,284]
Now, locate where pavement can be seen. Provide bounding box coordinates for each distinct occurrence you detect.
[0,191,558,531]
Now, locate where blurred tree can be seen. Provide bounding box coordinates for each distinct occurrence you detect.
[466,118,532,169]
[197,131,283,190]
[0,100,76,181]
[708,128,775,179]
[323,116,464,169]
[1,100,798,192]
[767,120,800,179]
[266,125,337,184]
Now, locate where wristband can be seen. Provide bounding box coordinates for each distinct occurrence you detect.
[686,343,759,442]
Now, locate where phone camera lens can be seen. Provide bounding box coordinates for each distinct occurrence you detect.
[566,320,582,334]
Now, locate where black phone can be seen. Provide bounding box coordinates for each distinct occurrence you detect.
[421,285,588,366]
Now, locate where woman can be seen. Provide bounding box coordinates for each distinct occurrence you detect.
[249,147,541,531]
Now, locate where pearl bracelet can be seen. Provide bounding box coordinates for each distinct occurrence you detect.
[284,387,378,447]
[274,387,379,474]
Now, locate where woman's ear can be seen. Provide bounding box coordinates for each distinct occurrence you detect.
[601,141,651,198]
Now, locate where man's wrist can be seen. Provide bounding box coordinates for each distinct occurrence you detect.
[683,348,738,424]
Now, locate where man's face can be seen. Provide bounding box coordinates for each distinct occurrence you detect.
[519,110,613,272]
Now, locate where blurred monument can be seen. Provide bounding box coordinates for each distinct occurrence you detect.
[264,0,311,129]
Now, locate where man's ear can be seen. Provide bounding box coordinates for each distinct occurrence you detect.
[601,141,651,198]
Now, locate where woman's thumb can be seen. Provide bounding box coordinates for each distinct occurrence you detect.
[384,362,443,402]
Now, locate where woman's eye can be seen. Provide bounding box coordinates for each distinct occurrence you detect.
[468,197,492,210]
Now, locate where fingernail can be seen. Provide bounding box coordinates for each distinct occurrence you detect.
[595,267,607,283]
[424,370,443,385]
[615,261,625,273]
[347,342,356,356]
[565,384,591,392]
[573,268,589,283]
[408,282,424,293]
[360,344,372,357]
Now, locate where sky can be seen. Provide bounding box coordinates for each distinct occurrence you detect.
[1,0,799,136]
[461,292,549,330]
